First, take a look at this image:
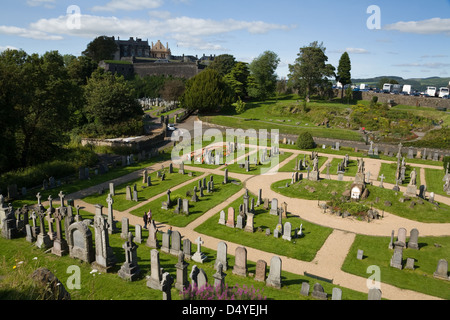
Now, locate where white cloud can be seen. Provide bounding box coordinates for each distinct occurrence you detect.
[384,18,450,36]
[27,0,56,8]
[0,45,19,52]
[91,0,164,12]
[20,13,292,51]
[345,48,370,54]
[0,25,63,40]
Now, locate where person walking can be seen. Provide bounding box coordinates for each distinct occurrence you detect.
[143,212,148,229]
[147,209,152,224]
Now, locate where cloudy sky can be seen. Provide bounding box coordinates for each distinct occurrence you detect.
[1,0,449,79]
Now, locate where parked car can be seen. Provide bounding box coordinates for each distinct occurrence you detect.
[167,123,176,131]
[442,95,449,99]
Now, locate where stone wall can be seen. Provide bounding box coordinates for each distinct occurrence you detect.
[351,91,450,110]
[133,62,200,79]
[81,128,166,152]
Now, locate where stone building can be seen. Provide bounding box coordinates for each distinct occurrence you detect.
[150,40,171,59]
[112,37,151,60]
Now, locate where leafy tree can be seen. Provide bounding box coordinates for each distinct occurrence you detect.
[223,62,250,100]
[208,54,237,77]
[337,52,351,99]
[235,97,247,114]
[296,131,316,150]
[84,69,143,127]
[159,78,186,102]
[288,41,335,102]
[248,51,280,100]
[82,36,118,63]
[129,75,166,99]
[181,69,233,113]
[67,55,98,86]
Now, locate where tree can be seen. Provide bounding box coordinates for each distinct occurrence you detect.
[159,78,186,102]
[181,69,233,113]
[288,41,335,102]
[82,36,118,63]
[84,69,143,127]
[208,54,237,77]
[337,52,351,99]
[248,51,280,100]
[223,62,250,100]
[296,131,316,150]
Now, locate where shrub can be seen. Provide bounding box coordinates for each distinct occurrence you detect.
[296,131,316,150]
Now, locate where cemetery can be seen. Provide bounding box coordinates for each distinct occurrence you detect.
[1,138,449,301]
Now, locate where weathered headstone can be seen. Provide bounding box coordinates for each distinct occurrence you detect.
[146,220,159,249]
[282,222,292,241]
[433,259,449,280]
[254,260,267,282]
[92,205,117,273]
[121,217,129,240]
[300,282,310,297]
[266,256,282,289]
[233,247,247,277]
[192,237,207,263]
[226,207,235,228]
[147,249,163,290]
[67,222,94,263]
[311,283,328,300]
[332,288,342,300]
[218,210,226,225]
[368,288,382,300]
[175,252,189,291]
[395,228,407,248]
[390,247,403,270]
[408,228,420,250]
[118,233,141,281]
[270,198,278,216]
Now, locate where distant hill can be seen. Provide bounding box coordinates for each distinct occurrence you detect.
[351,76,450,91]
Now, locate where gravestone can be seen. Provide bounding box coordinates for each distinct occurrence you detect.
[192,237,207,263]
[236,215,244,229]
[389,230,395,249]
[312,283,328,300]
[146,220,159,249]
[213,262,227,289]
[395,228,407,248]
[282,222,292,241]
[125,186,132,201]
[35,211,52,249]
[197,268,208,290]
[121,217,129,240]
[182,199,190,215]
[433,259,449,281]
[135,224,142,244]
[332,288,342,300]
[254,260,267,282]
[67,222,94,263]
[405,258,415,270]
[175,252,189,291]
[408,228,420,250]
[218,210,226,225]
[244,212,254,233]
[147,249,163,290]
[390,247,403,270]
[183,239,192,260]
[368,288,382,300]
[300,282,310,297]
[51,208,69,257]
[118,233,141,281]
[357,249,364,260]
[226,207,235,228]
[161,232,170,253]
[232,247,247,277]
[270,198,278,216]
[170,231,182,256]
[266,256,282,289]
[92,205,117,273]
[215,241,228,271]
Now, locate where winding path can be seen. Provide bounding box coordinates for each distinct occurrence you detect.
[54,144,449,300]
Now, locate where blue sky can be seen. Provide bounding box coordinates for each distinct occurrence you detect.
[1,0,449,80]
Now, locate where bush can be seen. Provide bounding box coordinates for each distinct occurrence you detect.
[296,131,316,150]
[444,156,450,172]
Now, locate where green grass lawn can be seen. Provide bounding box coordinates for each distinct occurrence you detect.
[425,168,448,197]
[129,174,243,227]
[11,152,174,208]
[82,168,199,212]
[341,234,450,300]
[320,158,358,177]
[378,163,422,187]
[194,191,334,262]
[0,212,367,300]
[280,155,328,173]
[271,179,450,223]
[222,152,293,176]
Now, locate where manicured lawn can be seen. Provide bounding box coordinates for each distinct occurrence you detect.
[271,179,450,223]
[194,191,334,262]
[82,168,200,212]
[0,213,367,300]
[129,174,243,227]
[378,163,422,187]
[425,168,448,197]
[320,158,358,177]
[280,155,328,173]
[222,152,293,176]
[11,152,173,208]
[341,234,450,300]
